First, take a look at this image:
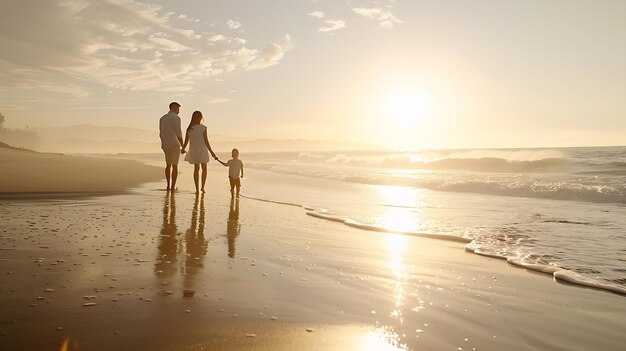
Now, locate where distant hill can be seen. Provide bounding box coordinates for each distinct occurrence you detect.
[28,125,383,153]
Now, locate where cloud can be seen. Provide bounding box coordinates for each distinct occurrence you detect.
[206,96,233,104]
[353,7,401,28]
[227,19,242,29]
[318,20,346,33]
[247,35,293,70]
[0,0,289,94]
[208,34,227,42]
[309,11,324,19]
[149,37,190,51]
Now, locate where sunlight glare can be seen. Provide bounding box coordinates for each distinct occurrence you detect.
[376,185,421,233]
[359,328,407,351]
[386,90,429,128]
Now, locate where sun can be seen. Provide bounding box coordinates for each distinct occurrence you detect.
[385,90,429,128]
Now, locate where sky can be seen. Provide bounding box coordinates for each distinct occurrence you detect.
[0,0,625,149]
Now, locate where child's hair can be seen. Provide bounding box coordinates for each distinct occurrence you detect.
[186,111,203,132]
[232,148,239,156]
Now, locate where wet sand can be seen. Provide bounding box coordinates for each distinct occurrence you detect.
[0,147,161,195]
[1,169,625,350]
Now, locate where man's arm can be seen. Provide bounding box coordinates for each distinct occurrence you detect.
[180,130,190,154]
[176,118,183,147]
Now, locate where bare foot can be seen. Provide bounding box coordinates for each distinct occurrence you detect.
[201,189,205,193]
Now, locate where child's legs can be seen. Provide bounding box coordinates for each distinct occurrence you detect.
[201,163,207,190]
[235,183,241,196]
[229,178,235,196]
[193,164,200,191]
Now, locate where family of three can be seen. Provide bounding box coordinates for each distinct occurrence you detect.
[159,102,244,197]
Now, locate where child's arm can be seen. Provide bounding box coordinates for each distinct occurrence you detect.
[217,159,228,167]
[240,162,244,178]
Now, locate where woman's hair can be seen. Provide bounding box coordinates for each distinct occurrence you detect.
[186,111,203,132]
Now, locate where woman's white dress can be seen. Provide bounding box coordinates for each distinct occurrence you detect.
[184,124,210,164]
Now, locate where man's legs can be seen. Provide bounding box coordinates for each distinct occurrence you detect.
[171,164,178,190]
[165,164,172,190]
[164,148,180,191]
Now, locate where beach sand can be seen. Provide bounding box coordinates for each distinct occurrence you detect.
[0,146,162,195]
[1,164,625,350]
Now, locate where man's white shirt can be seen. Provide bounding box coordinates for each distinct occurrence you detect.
[159,111,182,150]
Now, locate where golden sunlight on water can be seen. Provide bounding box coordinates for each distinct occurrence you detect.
[376,185,425,329]
[359,328,407,351]
[376,185,423,233]
[385,233,407,327]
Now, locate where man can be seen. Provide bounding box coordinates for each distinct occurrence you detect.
[159,102,183,190]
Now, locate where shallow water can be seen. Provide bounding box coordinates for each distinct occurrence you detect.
[109,149,626,294]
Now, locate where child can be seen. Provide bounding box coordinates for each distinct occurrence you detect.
[217,148,244,197]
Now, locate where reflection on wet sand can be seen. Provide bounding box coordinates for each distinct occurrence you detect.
[183,194,209,290]
[226,198,241,258]
[155,193,208,293]
[155,192,179,278]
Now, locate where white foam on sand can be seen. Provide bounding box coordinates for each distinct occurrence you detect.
[243,193,626,296]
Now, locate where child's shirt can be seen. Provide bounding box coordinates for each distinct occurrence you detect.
[226,159,243,179]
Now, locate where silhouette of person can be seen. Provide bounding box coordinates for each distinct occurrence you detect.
[155,192,179,278]
[216,148,244,198]
[180,111,218,194]
[159,102,183,190]
[183,194,208,291]
[226,197,241,258]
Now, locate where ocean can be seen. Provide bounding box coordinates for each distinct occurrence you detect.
[126,146,626,295]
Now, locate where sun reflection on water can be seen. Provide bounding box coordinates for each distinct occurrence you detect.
[375,185,426,328]
[359,328,408,351]
[376,185,423,233]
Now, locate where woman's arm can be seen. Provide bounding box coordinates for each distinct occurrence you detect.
[181,131,190,154]
[203,130,217,159]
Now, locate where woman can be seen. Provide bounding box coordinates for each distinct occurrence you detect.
[181,111,217,193]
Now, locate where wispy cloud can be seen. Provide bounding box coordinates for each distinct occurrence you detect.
[309,11,325,19]
[227,19,242,29]
[318,20,346,33]
[0,0,288,94]
[247,35,293,70]
[206,97,233,104]
[353,7,402,28]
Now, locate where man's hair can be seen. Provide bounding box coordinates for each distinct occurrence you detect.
[169,102,181,110]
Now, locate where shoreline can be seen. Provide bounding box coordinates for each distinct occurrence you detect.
[0,147,163,197]
[1,175,625,350]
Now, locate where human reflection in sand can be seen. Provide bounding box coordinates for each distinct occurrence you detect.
[226,198,241,258]
[155,192,179,278]
[182,194,209,291]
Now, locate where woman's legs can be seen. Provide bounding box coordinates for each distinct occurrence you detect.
[193,164,200,193]
[201,163,207,192]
